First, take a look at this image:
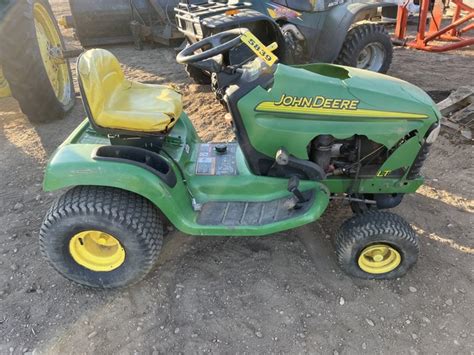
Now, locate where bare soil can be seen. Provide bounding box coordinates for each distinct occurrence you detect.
[0,1,473,353]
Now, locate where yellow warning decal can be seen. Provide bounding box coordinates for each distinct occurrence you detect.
[240,31,278,66]
[376,170,392,177]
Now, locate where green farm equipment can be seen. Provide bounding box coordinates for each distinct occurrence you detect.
[39,30,440,288]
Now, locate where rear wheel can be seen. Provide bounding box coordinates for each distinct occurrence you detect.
[335,23,393,73]
[0,0,74,122]
[335,211,419,279]
[39,186,163,288]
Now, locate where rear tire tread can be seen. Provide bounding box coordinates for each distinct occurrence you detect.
[335,23,393,73]
[39,186,163,289]
[335,211,419,279]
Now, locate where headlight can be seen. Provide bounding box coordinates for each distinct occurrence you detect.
[426,123,441,144]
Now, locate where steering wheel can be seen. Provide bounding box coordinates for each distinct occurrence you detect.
[176,28,247,67]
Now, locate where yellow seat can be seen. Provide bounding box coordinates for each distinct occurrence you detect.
[78,48,182,133]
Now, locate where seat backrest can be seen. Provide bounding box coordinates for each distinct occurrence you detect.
[77,49,125,125]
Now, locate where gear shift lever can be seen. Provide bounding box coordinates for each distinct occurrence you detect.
[288,176,306,204]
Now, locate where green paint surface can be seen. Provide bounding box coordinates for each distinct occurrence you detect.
[44,63,440,236]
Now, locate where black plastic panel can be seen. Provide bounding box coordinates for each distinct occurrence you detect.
[93,145,177,187]
[197,190,314,226]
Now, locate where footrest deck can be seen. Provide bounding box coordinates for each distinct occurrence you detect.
[197,191,314,226]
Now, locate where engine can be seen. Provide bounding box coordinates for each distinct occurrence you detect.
[309,134,386,177]
[309,134,408,210]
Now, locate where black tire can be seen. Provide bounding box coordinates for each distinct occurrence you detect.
[39,186,163,289]
[0,0,74,123]
[185,64,211,85]
[335,23,393,74]
[335,211,419,279]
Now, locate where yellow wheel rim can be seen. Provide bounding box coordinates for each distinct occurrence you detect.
[0,66,11,97]
[33,2,71,104]
[69,231,125,272]
[358,244,401,274]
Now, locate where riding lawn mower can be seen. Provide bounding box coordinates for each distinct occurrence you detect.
[39,29,440,289]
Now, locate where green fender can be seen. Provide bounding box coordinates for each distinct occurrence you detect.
[43,143,197,232]
[377,135,422,178]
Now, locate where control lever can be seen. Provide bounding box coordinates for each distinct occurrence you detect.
[288,176,307,204]
[274,147,326,181]
[275,147,289,166]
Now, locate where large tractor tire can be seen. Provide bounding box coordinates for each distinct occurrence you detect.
[0,0,74,122]
[335,23,393,74]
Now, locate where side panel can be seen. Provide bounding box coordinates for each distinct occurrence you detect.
[238,64,437,160]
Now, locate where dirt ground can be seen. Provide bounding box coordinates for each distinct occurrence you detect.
[1,1,473,354]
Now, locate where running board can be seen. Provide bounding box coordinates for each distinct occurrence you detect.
[197,191,314,226]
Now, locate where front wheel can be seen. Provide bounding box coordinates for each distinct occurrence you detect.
[335,211,419,279]
[335,23,393,73]
[39,186,163,288]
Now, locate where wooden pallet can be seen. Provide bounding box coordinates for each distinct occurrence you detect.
[437,86,474,140]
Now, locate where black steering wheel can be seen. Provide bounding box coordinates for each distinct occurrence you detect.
[176,28,247,69]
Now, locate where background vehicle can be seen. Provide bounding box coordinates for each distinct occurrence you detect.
[61,0,188,48]
[175,0,396,84]
[0,0,74,122]
[39,31,440,288]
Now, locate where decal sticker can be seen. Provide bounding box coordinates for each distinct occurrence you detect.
[275,94,360,110]
[376,170,392,177]
[195,144,238,176]
[267,3,302,20]
[240,31,278,66]
[327,0,344,7]
[255,94,429,119]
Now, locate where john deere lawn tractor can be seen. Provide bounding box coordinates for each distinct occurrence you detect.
[39,30,440,289]
[175,0,396,84]
[0,0,74,122]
